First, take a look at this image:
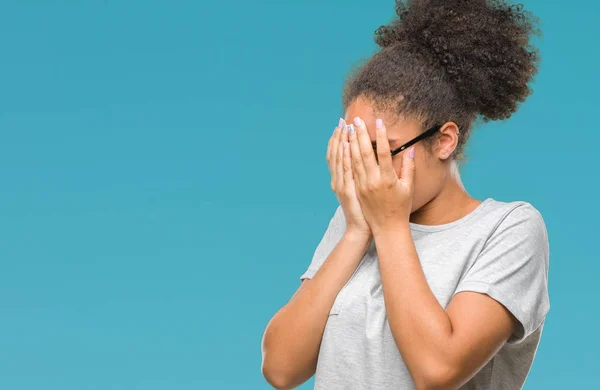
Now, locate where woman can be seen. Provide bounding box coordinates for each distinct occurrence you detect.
[261,0,550,389]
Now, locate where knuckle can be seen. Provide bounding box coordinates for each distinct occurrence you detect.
[358,182,368,194]
[366,181,378,192]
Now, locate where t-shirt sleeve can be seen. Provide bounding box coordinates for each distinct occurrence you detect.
[299,205,346,281]
[453,203,550,344]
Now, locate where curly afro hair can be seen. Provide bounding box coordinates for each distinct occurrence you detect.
[342,0,541,160]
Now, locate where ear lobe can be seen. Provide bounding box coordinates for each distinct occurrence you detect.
[440,144,457,160]
[438,122,460,160]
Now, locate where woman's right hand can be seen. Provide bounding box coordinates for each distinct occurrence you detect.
[327,118,372,239]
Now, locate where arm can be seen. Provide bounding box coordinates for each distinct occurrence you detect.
[345,118,537,390]
[262,117,377,388]
[374,227,517,390]
[261,230,371,389]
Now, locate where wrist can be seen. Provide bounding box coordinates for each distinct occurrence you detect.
[342,230,373,259]
[372,221,411,240]
[344,229,372,244]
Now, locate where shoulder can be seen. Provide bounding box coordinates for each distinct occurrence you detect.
[484,199,547,239]
[480,199,549,260]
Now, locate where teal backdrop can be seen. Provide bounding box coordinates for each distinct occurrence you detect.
[0,0,597,389]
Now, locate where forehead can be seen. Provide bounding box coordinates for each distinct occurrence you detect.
[344,97,421,142]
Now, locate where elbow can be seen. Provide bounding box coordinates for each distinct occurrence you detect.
[261,311,314,389]
[261,335,298,390]
[261,331,296,389]
[261,361,296,390]
[261,326,296,389]
[413,361,460,390]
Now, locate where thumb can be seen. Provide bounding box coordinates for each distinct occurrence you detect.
[400,146,416,187]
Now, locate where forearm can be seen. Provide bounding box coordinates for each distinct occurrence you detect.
[374,226,455,388]
[299,230,372,316]
[262,230,372,388]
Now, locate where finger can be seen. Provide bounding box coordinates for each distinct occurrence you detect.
[400,146,417,190]
[336,136,345,193]
[327,118,344,175]
[340,122,351,183]
[353,117,378,178]
[375,118,396,181]
[342,140,354,188]
[341,118,349,144]
[347,123,367,184]
[327,136,334,178]
[327,118,345,172]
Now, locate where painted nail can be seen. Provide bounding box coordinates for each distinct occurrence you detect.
[339,118,344,128]
[376,119,383,129]
[347,124,355,134]
[354,117,361,127]
[409,146,415,159]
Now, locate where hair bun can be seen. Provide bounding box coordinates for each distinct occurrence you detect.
[374,0,541,121]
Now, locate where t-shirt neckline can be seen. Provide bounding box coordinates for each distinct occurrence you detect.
[408,198,494,233]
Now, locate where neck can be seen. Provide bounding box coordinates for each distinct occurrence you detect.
[410,161,482,226]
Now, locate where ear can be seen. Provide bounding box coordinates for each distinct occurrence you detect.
[436,122,460,160]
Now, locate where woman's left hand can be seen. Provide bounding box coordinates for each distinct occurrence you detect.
[347,117,416,235]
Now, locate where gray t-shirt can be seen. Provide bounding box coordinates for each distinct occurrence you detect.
[300,198,550,390]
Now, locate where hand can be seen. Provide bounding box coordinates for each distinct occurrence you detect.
[347,117,415,235]
[327,119,371,239]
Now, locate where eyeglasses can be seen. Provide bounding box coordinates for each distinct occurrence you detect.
[388,124,443,157]
[346,123,443,160]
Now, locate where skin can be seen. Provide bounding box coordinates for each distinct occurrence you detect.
[261,96,519,390]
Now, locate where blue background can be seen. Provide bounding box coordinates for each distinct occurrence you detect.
[0,0,597,389]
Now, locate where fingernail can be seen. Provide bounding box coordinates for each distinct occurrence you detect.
[339,118,344,128]
[409,146,415,159]
[376,119,383,129]
[347,124,355,134]
[354,117,361,127]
